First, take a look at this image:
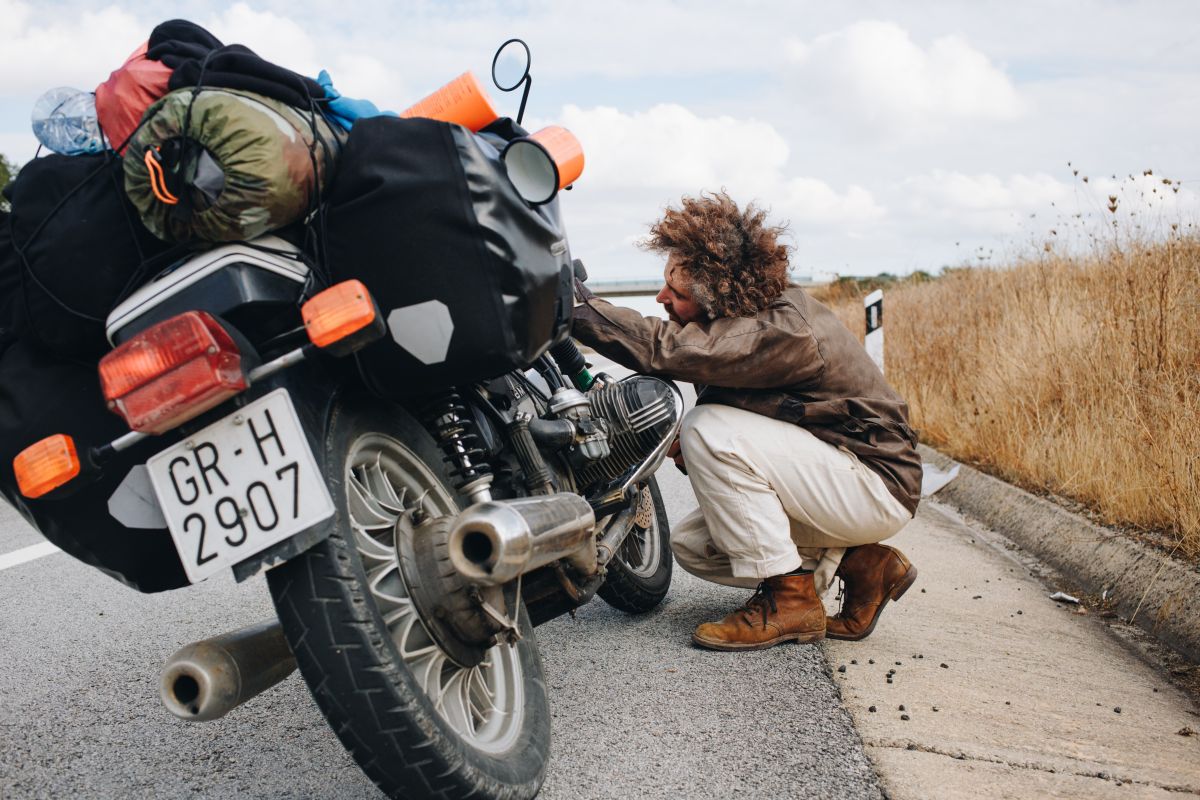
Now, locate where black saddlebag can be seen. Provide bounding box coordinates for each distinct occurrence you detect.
[323,116,573,397]
[0,338,188,592]
[3,152,177,359]
[0,210,22,349]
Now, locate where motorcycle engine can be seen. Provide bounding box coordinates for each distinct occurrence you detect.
[551,376,681,490]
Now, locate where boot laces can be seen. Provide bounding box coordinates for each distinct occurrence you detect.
[739,581,778,629]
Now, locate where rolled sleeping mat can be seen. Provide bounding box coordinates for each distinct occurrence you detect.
[123,87,343,243]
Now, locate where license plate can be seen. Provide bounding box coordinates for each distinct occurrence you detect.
[147,389,334,584]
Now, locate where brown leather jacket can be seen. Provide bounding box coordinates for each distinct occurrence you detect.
[571,285,921,515]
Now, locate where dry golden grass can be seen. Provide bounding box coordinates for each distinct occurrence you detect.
[814,236,1200,557]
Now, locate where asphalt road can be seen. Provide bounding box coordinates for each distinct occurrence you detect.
[0,459,882,799]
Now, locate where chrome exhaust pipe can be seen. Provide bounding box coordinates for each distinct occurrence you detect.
[597,484,656,566]
[160,619,296,722]
[596,505,637,567]
[448,493,597,585]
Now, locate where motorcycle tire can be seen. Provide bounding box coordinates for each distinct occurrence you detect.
[266,395,550,800]
[597,476,673,613]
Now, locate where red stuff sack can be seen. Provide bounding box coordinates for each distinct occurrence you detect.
[95,42,172,153]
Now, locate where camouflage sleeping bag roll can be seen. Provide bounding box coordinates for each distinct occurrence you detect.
[124,87,342,242]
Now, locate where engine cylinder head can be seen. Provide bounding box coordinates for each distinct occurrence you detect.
[576,376,680,488]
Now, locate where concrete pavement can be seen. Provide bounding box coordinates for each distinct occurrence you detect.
[825,501,1200,799]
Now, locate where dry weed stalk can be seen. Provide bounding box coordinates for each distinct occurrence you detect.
[815,235,1200,556]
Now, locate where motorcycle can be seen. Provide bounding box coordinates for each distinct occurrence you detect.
[7,40,682,800]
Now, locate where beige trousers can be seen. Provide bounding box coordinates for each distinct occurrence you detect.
[671,404,913,595]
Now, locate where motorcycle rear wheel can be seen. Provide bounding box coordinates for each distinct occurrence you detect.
[267,398,549,800]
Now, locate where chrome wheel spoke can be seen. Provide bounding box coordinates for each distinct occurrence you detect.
[353,525,395,563]
[467,665,498,719]
[395,613,440,661]
[367,562,408,606]
[348,474,397,529]
[382,600,415,630]
[411,651,447,699]
[438,669,475,735]
[348,434,525,753]
[364,457,406,514]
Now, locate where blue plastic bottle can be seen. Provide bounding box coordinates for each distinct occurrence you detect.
[31,87,106,155]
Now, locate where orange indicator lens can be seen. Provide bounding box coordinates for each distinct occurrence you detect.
[14,434,81,498]
[302,280,378,348]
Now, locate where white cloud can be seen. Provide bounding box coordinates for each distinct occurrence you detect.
[787,20,1025,134]
[201,4,407,110]
[549,102,888,280]
[322,54,408,114]
[0,0,144,95]
[779,178,885,227]
[202,3,320,77]
[558,103,883,228]
[902,171,1071,233]
[906,170,1069,212]
[899,170,1200,239]
[559,103,787,192]
[1,2,1196,279]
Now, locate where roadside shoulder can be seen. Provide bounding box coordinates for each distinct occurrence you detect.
[919,443,1200,664]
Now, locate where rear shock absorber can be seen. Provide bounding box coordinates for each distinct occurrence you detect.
[425,390,493,505]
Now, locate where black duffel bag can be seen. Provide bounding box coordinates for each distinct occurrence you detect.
[3,152,179,359]
[323,116,574,396]
[0,337,188,592]
[0,209,22,350]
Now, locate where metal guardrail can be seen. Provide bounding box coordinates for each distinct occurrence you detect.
[590,274,835,298]
[588,281,663,297]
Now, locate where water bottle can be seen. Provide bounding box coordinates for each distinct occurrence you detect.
[31,87,106,155]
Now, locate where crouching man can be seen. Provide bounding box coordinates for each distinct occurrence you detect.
[571,192,922,651]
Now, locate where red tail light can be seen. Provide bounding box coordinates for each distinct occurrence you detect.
[99,312,247,434]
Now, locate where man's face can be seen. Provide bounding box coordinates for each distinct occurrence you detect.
[655,255,706,326]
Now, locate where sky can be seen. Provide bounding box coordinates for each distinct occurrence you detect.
[3,0,1199,281]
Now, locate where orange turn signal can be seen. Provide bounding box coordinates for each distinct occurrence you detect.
[302,280,382,351]
[14,434,81,499]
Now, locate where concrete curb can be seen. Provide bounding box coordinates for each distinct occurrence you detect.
[919,444,1200,663]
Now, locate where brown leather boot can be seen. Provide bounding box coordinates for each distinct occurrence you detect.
[825,543,918,641]
[692,572,826,651]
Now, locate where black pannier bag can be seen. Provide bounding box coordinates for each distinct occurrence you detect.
[0,338,188,592]
[0,210,22,349]
[323,116,574,397]
[5,153,176,359]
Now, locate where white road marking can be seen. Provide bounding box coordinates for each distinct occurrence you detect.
[0,541,61,571]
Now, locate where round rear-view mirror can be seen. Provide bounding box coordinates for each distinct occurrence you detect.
[492,39,531,92]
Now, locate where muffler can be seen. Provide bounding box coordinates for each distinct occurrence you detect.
[448,493,597,585]
[160,619,296,722]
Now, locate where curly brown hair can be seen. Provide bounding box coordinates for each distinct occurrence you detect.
[643,191,790,318]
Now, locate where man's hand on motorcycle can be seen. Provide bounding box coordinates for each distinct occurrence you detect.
[667,436,686,475]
